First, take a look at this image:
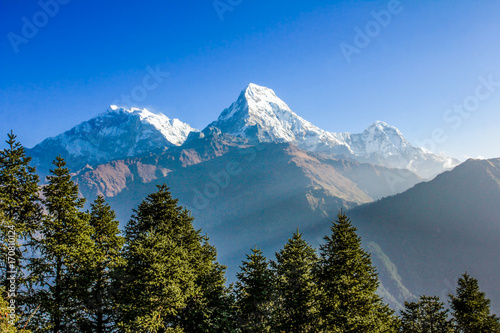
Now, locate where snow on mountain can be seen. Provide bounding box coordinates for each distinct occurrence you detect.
[29,106,197,174]
[105,106,195,145]
[28,83,457,179]
[208,83,351,153]
[207,83,458,178]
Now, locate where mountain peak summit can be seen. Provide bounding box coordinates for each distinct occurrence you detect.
[244,83,278,99]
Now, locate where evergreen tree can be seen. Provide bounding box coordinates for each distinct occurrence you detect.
[26,156,92,332]
[176,259,238,333]
[117,184,215,332]
[235,248,275,333]
[76,196,124,332]
[399,295,454,332]
[272,230,319,333]
[0,131,41,236]
[0,132,41,307]
[316,210,398,333]
[449,273,500,333]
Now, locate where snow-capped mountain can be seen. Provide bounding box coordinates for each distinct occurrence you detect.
[207,83,351,153]
[207,83,458,178]
[28,106,197,176]
[28,83,457,179]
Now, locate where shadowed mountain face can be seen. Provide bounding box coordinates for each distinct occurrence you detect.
[349,158,500,312]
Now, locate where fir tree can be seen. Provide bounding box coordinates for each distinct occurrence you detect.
[26,156,92,332]
[235,248,275,333]
[0,131,41,236]
[0,132,41,306]
[272,230,319,333]
[176,259,238,333]
[399,295,454,332]
[449,273,500,333]
[316,210,398,333]
[117,184,214,332]
[76,196,125,333]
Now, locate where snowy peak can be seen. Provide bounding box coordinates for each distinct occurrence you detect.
[216,83,294,124]
[29,106,198,174]
[210,83,346,150]
[357,121,412,156]
[103,106,196,145]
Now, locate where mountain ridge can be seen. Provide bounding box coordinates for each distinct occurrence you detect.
[28,106,197,177]
[206,83,458,178]
[349,157,500,313]
[28,83,458,180]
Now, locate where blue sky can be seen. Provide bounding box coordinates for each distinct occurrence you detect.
[1,0,499,160]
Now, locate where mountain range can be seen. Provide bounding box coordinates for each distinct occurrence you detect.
[29,84,457,180]
[24,83,499,311]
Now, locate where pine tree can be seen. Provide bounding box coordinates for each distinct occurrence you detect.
[0,132,41,309]
[235,248,275,332]
[26,156,92,332]
[399,295,454,332]
[316,210,398,332]
[75,196,125,333]
[272,230,319,333]
[449,273,500,333]
[117,184,214,332]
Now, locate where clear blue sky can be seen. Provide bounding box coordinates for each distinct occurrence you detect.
[1,0,499,160]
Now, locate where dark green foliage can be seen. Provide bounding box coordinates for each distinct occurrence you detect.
[0,131,41,237]
[272,230,319,332]
[449,273,500,333]
[26,156,92,332]
[176,261,238,333]
[317,210,398,332]
[74,196,125,332]
[118,184,227,332]
[235,248,275,332]
[399,295,454,332]
[0,132,41,310]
